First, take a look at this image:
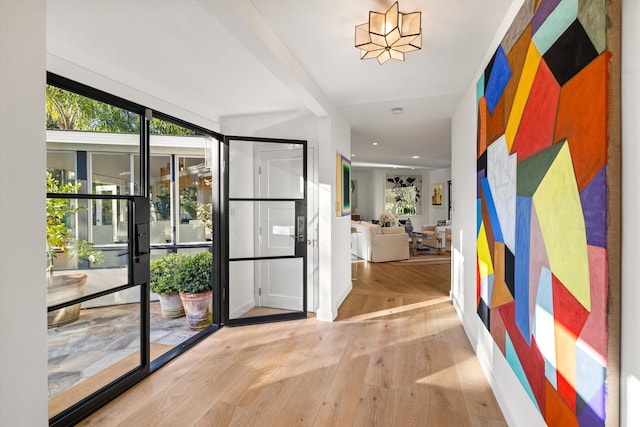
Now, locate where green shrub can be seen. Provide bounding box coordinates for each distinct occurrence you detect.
[175,251,212,294]
[150,253,189,294]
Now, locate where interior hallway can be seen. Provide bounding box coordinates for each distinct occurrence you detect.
[78,259,505,426]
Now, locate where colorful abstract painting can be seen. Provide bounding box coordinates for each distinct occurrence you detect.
[476,0,619,425]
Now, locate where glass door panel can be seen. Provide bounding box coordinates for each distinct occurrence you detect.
[226,137,306,325]
[47,195,148,422]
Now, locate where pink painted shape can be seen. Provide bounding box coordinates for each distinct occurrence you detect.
[579,246,609,360]
[529,204,550,333]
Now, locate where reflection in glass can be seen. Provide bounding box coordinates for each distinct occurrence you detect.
[229,140,304,199]
[229,200,296,259]
[48,288,142,419]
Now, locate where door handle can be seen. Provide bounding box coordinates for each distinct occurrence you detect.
[296,216,305,243]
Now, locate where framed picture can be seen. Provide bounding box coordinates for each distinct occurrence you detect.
[385,174,422,216]
[336,154,351,216]
[431,183,443,206]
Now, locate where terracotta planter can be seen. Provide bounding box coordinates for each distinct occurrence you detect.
[47,273,87,328]
[158,292,185,319]
[179,291,212,330]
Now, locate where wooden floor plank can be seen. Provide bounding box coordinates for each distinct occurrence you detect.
[78,259,505,426]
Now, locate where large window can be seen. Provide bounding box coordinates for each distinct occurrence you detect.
[45,77,220,426]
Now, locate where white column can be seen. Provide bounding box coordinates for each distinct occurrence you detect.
[0,0,48,425]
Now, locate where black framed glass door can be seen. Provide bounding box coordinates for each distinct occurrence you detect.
[47,194,150,425]
[224,137,307,325]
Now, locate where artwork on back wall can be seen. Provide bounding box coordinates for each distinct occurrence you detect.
[385,175,422,216]
[431,183,443,206]
[475,0,620,426]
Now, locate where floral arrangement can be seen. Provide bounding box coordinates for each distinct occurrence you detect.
[379,211,397,227]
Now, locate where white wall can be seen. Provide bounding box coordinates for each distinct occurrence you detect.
[621,0,640,424]
[0,1,48,425]
[324,113,352,320]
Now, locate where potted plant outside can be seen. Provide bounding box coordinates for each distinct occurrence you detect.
[47,172,104,328]
[175,251,213,330]
[150,253,188,319]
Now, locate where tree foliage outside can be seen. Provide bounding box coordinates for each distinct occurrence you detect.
[46,85,196,136]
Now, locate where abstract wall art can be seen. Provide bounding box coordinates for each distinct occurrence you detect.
[336,154,351,217]
[385,174,422,216]
[476,0,620,425]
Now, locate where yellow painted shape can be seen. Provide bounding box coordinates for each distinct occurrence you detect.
[554,320,577,390]
[532,143,591,310]
[505,42,542,151]
[477,222,494,278]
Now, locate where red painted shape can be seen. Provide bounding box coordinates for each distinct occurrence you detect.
[491,307,507,355]
[552,275,590,338]
[554,52,610,191]
[511,59,560,160]
[579,245,609,359]
[499,302,546,413]
[557,370,576,412]
[545,379,579,427]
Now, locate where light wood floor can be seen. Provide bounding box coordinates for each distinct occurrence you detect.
[78,260,506,426]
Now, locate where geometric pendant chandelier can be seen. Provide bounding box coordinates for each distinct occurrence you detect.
[354,1,422,65]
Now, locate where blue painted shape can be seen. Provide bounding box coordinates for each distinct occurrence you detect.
[578,385,606,426]
[580,167,607,247]
[484,46,512,114]
[480,275,489,305]
[505,333,540,412]
[544,359,557,389]
[576,346,606,418]
[532,0,579,54]
[515,196,532,344]
[481,178,504,243]
[477,170,485,199]
[487,274,495,308]
[536,267,553,314]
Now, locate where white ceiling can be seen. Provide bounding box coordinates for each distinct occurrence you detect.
[47,0,515,170]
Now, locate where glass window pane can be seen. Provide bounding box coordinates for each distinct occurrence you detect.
[229,258,303,319]
[229,140,304,199]
[177,156,212,243]
[91,153,137,196]
[149,118,217,246]
[229,201,296,259]
[48,288,142,419]
[46,85,142,195]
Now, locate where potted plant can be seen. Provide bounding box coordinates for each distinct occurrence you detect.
[46,172,104,328]
[175,251,213,330]
[150,253,188,318]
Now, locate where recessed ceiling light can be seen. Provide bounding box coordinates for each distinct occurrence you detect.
[372,142,378,146]
[412,155,420,159]
[352,154,356,157]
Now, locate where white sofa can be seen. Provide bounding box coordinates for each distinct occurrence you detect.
[351,221,410,262]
